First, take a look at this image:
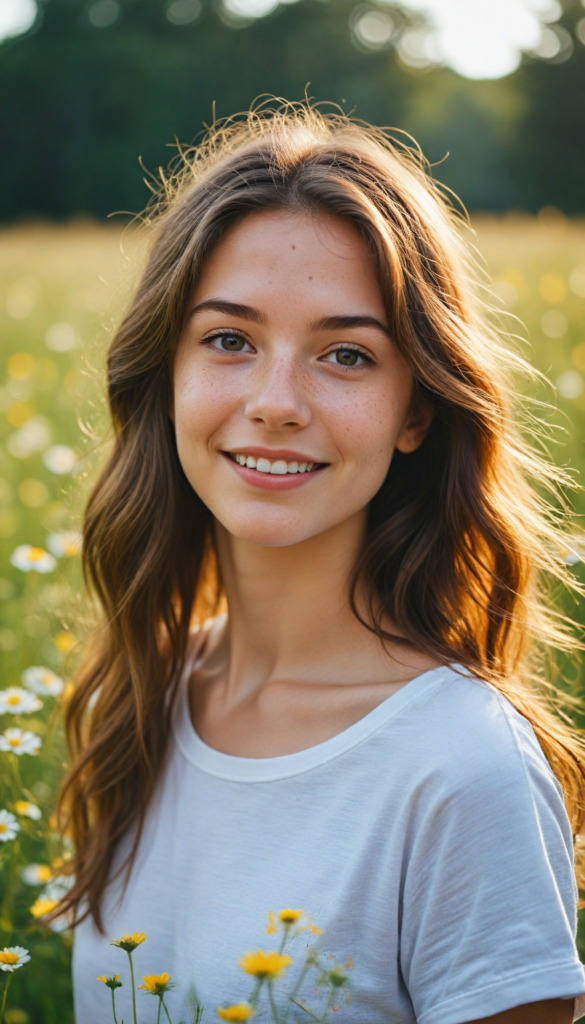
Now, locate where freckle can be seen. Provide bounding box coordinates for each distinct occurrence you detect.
[291,244,296,250]
[308,276,313,280]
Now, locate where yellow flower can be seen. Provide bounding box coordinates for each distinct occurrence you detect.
[138,972,174,996]
[238,950,292,980]
[97,975,123,990]
[279,908,303,925]
[110,932,146,952]
[266,908,321,936]
[216,1003,255,1021]
[54,631,75,653]
[30,897,58,919]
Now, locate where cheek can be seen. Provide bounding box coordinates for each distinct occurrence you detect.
[173,365,235,452]
[317,381,409,472]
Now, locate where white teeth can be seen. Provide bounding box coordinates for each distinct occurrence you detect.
[232,454,318,475]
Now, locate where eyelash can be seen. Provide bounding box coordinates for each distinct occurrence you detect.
[201,332,374,367]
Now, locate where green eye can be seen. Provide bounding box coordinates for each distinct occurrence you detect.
[332,349,360,366]
[218,335,246,351]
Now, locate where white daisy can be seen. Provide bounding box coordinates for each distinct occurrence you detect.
[7,416,51,459]
[44,875,74,902]
[0,728,42,756]
[14,800,42,821]
[21,666,64,698]
[0,810,20,842]
[46,531,82,558]
[42,445,77,475]
[0,688,43,715]
[10,545,56,574]
[21,864,52,886]
[0,947,30,972]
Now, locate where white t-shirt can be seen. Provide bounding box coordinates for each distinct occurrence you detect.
[73,635,585,1024]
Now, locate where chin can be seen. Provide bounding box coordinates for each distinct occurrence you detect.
[217,508,326,549]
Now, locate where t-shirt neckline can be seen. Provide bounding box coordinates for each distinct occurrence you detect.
[172,656,455,783]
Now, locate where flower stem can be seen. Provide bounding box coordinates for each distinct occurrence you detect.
[268,982,281,1024]
[289,999,320,1021]
[156,996,162,1024]
[0,973,12,1024]
[319,989,334,1023]
[111,987,120,1024]
[249,978,263,1007]
[161,997,173,1024]
[126,951,138,1024]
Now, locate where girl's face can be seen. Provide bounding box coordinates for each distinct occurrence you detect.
[173,209,430,548]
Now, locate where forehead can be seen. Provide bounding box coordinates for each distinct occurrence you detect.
[192,208,386,320]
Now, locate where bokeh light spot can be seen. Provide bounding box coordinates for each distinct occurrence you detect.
[87,0,120,27]
[539,273,567,304]
[166,0,202,24]
[541,309,568,338]
[18,479,49,509]
[556,370,584,400]
[7,352,35,380]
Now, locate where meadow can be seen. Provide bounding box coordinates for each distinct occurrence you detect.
[1,215,585,1022]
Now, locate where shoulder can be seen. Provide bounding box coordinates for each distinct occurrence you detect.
[399,666,563,808]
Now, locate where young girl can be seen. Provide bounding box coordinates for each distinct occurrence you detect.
[61,104,585,1024]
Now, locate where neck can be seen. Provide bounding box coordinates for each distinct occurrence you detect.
[215,510,386,698]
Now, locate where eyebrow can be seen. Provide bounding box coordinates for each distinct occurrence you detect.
[311,314,391,337]
[188,300,391,337]
[188,299,267,323]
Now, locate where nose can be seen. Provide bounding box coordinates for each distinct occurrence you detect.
[244,354,311,431]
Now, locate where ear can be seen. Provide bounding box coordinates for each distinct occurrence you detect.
[394,397,433,454]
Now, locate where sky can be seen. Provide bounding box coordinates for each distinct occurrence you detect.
[0,0,570,80]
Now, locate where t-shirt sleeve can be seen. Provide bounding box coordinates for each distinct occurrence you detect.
[399,692,585,1024]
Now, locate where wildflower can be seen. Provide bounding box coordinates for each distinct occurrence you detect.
[9,545,56,574]
[0,688,43,715]
[0,811,20,842]
[8,417,51,459]
[46,531,82,558]
[54,631,75,653]
[14,800,42,820]
[110,932,146,952]
[21,864,52,885]
[138,972,176,996]
[42,444,77,475]
[30,897,58,919]
[0,729,41,756]
[266,908,321,936]
[21,666,64,697]
[327,966,349,988]
[0,948,30,972]
[238,950,292,980]
[44,876,74,902]
[216,1004,255,1021]
[97,975,123,990]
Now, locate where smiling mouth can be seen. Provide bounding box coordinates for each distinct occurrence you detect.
[226,452,325,475]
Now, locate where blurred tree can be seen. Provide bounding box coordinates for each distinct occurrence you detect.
[0,0,582,219]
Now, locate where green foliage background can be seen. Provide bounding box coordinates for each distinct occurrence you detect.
[3,0,585,220]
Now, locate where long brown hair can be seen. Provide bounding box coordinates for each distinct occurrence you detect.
[58,100,585,931]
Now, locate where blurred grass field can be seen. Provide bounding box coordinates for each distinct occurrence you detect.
[1,216,585,1022]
